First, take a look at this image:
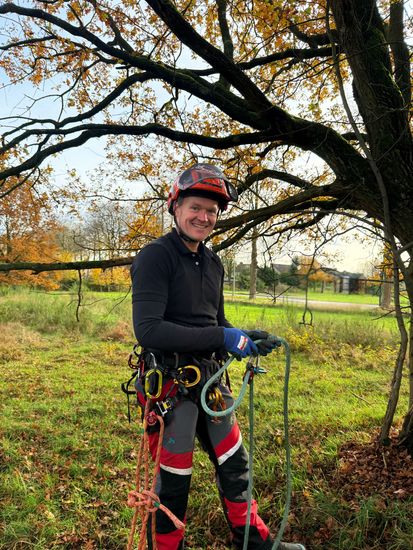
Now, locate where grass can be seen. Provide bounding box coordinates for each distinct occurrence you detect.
[226,288,382,305]
[1,288,412,549]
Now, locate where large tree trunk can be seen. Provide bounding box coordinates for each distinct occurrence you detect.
[331,0,413,451]
[399,272,413,452]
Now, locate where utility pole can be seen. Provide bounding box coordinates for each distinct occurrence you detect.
[232,259,236,298]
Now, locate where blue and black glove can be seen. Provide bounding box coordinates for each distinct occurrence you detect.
[242,329,282,356]
[223,328,258,359]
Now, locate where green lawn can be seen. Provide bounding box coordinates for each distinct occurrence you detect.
[225,289,382,305]
[1,288,411,549]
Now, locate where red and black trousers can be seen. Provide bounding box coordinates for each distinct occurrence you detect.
[136,378,273,550]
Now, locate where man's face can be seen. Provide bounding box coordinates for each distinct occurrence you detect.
[174,195,219,242]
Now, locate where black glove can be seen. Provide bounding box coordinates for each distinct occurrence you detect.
[243,329,282,356]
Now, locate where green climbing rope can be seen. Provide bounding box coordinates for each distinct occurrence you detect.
[200,337,292,550]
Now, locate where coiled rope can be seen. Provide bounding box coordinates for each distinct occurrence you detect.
[200,338,292,550]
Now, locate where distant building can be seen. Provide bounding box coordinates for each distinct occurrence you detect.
[237,260,365,294]
[321,267,364,294]
[271,263,291,275]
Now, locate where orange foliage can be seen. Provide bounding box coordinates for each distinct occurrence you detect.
[88,266,130,289]
[0,183,64,289]
[297,256,334,284]
[127,197,165,250]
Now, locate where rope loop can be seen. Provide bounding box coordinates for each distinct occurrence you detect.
[127,489,160,513]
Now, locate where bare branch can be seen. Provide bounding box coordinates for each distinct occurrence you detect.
[388,0,411,110]
[0,256,135,274]
[0,34,54,50]
[216,0,234,90]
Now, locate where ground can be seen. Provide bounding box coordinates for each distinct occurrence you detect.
[333,433,413,503]
[289,430,413,549]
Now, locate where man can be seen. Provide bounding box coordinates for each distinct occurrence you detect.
[131,163,305,550]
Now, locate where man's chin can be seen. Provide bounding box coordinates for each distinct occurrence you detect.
[188,228,210,241]
[188,234,203,242]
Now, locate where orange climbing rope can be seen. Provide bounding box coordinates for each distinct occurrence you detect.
[127,400,185,550]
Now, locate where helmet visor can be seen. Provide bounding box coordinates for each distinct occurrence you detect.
[177,163,238,201]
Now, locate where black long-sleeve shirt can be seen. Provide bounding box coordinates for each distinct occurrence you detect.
[131,229,232,353]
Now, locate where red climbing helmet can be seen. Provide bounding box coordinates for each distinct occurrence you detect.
[167,163,238,214]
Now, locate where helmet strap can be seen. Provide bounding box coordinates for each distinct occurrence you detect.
[174,218,200,244]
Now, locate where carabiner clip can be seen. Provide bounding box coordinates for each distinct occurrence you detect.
[144,368,163,399]
[207,387,226,411]
[175,365,201,387]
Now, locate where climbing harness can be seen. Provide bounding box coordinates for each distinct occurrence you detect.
[124,336,294,550]
[123,346,223,549]
[122,346,204,422]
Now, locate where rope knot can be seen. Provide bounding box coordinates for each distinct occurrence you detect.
[127,489,160,513]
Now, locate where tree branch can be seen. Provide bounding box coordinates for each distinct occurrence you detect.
[217,182,342,231]
[216,0,234,90]
[288,22,336,48]
[0,72,154,153]
[145,0,273,111]
[240,168,311,192]
[239,46,334,71]
[0,34,54,50]
[0,125,275,181]
[0,256,135,274]
[388,0,411,111]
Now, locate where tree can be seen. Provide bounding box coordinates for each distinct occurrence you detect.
[80,201,133,259]
[127,197,166,251]
[0,1,412,447]
[281,259,300,288]
[379,243,394,309]
[257,266,278,289]
[297,256,335,292]
[0,181,64,289]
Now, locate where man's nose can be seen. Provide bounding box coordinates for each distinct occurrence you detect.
[197,209,209,222]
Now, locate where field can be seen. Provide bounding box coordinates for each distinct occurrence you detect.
[1,288,412,549]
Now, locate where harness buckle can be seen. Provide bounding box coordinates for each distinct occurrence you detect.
[154,397,176,417]
[174,365,201,388]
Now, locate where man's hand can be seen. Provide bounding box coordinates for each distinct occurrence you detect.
[223,328,258,358]
[242,329,282,356]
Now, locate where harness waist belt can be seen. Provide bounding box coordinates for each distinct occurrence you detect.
[144,349,213,369]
